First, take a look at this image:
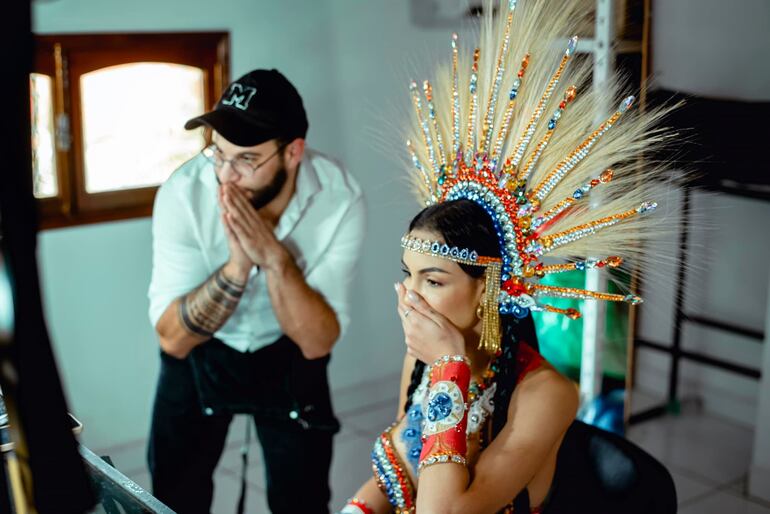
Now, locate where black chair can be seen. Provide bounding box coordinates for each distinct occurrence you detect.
[541,420,677,513]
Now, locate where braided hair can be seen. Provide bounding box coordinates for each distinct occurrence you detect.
[401,199,540,440]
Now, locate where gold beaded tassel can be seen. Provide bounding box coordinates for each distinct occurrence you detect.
[479,262,502,355]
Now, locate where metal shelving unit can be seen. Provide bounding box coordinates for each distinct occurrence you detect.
[630,182,767,425]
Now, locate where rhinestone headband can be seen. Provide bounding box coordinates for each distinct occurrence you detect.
[400,235,502,267]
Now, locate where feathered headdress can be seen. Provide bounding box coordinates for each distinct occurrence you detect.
[400,0,672,354]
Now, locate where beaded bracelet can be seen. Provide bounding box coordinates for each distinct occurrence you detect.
[339,497,374,514]
[417,450,468,472]
[427,354,471,371]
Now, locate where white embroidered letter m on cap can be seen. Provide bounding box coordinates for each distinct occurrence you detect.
[221,83,257,110]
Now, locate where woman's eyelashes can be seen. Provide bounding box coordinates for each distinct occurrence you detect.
[401,268,442,287]
[425,276,443,287]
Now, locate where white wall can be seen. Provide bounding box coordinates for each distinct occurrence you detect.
[633,0,770,426]
[750,272,770,501]
[33,0,470,452]
[34,0,346,451]
[38,219,157,450]
[652,0,770,101]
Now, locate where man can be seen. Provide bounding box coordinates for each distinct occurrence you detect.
[147,69,365,513]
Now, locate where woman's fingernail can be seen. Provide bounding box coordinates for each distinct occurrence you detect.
[394,282,400,292]
[407,290,418,302]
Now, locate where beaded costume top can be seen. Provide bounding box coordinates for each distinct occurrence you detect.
[371,344,546,513]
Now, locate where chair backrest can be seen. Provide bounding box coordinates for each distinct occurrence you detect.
[542,420,677,514]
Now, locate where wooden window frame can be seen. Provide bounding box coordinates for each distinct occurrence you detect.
[33,32,229,229]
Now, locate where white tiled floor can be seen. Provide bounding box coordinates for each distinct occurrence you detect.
[98,382,770,513]
[626,391,770,514]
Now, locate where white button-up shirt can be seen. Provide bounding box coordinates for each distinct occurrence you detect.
[148,148,365,353]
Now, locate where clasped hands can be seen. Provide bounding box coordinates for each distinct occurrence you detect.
[218,184,290,276]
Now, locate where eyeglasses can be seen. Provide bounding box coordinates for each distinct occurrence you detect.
[201,142,286,177]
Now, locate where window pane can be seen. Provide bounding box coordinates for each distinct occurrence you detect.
[30,73,58,199]
[80,63,206,193]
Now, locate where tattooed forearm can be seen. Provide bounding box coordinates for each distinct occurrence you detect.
[178,266,246,337]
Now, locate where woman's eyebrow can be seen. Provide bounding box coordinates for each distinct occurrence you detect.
[402,259,450,274]
[418,267,450,274]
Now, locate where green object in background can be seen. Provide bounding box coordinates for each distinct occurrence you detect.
[532,270,631,384]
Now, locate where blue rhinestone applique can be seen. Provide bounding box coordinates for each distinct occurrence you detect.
[427,392,453,422]
[401,403,424,471]
[423,380,466,437]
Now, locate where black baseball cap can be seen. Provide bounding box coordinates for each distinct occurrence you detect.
[184,69,308,147]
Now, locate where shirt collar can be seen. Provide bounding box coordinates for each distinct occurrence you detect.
[275,149,321,239]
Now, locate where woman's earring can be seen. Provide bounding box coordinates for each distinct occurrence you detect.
[476,304,484,320]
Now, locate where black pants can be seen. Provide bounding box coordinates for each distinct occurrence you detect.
[147,340,336,514]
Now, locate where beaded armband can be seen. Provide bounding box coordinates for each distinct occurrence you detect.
[418,355,471,471]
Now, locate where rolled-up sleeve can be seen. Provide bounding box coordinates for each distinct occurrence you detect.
[147,182,209,328]
[303,194,366,340]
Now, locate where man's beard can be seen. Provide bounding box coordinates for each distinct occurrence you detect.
[247,165,288,210]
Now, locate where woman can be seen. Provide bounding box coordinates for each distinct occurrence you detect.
[340,0,677,511]
[347,199,578,513]
[341,198,678,514]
